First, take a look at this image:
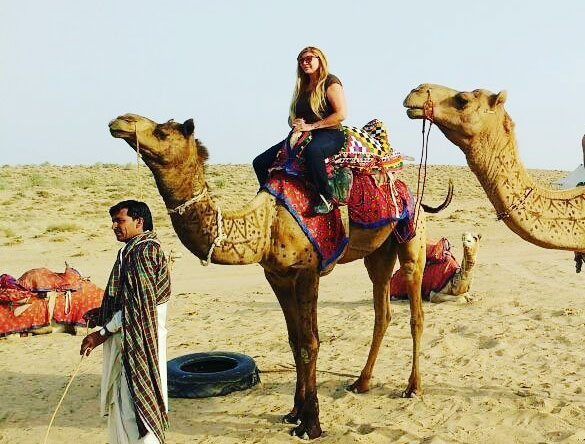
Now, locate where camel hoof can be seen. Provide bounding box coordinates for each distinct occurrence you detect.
[401,388,422,398]
[282,413,300,425]
[347,382,369,394]
[290,424,322,440]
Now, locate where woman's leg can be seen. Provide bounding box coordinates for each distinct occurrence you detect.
[304,129,345,199]
[253,141,284,186]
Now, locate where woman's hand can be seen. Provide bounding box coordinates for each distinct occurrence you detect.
[292,118,313,133]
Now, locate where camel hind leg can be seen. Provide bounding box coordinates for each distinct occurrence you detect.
[397,216,426,397]
[349,239,398,393]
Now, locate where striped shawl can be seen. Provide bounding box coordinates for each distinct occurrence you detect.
[100,231,171,443]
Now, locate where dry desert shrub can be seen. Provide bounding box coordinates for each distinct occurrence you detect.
[0,227,16,238]
[45,223,82,234]
[0,162,570,250]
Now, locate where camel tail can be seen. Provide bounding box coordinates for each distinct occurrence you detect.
[421,179,454,214]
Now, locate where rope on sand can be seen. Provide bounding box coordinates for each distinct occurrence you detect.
[259,364,359,379]
[42,352,88,444]
[42,324,90,444]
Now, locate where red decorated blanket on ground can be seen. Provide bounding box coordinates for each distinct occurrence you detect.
[390,238,460,301]
[0,289,50,337]
[51,280,104,326]
[0,266,104,336]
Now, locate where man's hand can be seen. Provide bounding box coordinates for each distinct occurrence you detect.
[83,307,102,328]
[80,331,108,356]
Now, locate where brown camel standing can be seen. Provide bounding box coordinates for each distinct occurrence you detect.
[108,113,450,439]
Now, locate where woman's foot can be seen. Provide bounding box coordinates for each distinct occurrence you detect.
[314,194,333,214]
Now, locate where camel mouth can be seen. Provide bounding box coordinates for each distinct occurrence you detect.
[108,119,135,140]
[405,107,424,119]
[109,128,130,139]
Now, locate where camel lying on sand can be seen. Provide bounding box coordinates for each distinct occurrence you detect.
[391,232,481,303]
[430,232,481,303]
[108,113,453,439]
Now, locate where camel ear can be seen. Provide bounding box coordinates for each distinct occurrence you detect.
[490,91,506,107]
[180,119,195,138]
[476,233,482,240]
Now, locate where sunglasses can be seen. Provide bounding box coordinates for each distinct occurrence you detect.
[298,55,318,64]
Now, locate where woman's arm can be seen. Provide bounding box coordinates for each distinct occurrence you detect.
[294,83,347,132]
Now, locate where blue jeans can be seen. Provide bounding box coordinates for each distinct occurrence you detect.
[253,128,344,199]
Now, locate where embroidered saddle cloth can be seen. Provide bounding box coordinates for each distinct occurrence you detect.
[263,119,418,271]
[263,171,348,272]
[270,119,409,177]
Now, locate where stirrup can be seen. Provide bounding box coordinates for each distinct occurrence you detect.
[314,194,333,214]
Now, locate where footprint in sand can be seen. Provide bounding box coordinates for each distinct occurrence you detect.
[478,335,499,349]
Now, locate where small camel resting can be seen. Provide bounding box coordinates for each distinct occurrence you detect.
[391,232,481,303]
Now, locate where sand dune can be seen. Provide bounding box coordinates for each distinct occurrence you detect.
[2,163,585,444]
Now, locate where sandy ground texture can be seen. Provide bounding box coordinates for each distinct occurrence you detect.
[2,163,585,444]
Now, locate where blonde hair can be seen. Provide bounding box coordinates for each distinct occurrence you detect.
[289,46,329,121]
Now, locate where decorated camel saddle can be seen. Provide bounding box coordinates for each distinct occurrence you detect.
[262,119,416,271]
[0,264,103,337]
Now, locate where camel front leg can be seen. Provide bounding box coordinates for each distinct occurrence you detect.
[290,270,322,439]
[397,232,425,398]
[264,270,305,424]
[349,242,397,393]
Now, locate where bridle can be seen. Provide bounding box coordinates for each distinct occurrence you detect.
[167,186,226,267]
[414,89,434,229]
[496,187,533,221]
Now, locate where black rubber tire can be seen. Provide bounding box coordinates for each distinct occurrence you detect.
[167,351,260,398]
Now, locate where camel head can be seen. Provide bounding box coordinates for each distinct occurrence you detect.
[108,113,208,167]
[461,232,481,260]
[403,84,510,154]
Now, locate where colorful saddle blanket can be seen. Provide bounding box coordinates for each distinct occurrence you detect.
[263,119,417,271]
[348,173,415,242]
[390,238,461,301]
[270,119,408,177]
[263,171,348,272]
[262,171,416,272]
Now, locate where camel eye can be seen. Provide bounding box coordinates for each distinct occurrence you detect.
[454,94,469,109]
[153,126,168,140]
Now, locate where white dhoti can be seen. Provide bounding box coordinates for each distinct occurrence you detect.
[101,303,168,444]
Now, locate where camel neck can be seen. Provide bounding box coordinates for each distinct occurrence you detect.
[468,126,585,250]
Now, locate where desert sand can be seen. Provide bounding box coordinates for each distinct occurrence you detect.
[2,162,585,444]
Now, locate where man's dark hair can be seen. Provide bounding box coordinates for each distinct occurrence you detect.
[109,200,154,231]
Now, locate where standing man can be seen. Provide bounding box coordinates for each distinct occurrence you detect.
[81,200,171,444]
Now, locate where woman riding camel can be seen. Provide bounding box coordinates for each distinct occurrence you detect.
[253,46,347,214]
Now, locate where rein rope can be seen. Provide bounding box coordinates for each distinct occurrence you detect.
[167,188,227,267]
[496,187,533,220]
[135,124,143,200]
[414,89,434,229]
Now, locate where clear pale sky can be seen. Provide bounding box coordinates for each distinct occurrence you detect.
[1,1,584,169]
